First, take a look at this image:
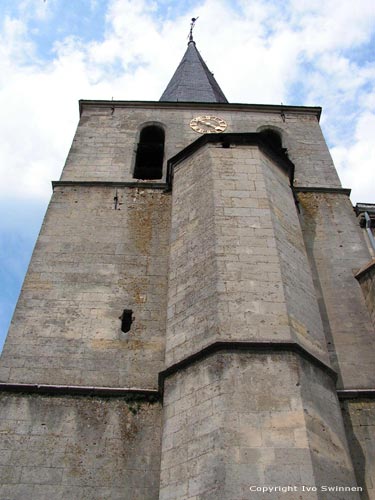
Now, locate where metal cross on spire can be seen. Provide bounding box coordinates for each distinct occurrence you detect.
[188,17,199,43]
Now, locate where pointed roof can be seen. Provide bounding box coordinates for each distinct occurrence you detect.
[159,41,228,103]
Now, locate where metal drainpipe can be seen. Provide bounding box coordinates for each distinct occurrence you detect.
[364,211,375,252]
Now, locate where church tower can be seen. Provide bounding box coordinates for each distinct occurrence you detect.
[1,25,374,499]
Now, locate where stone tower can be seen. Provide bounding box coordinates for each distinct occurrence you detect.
[0,34,374,500]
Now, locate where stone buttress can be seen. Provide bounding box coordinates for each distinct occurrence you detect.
[159,133,362,499]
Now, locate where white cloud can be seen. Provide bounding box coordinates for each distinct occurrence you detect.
[19,0,52,21]
[0,0,374,204]
[0,16,35,69]
[289,0,375,53]
[331,112,375,202]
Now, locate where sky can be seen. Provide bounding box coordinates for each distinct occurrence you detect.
[0,0,374,352]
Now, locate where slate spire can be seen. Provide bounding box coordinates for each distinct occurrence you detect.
[159,39,228,103]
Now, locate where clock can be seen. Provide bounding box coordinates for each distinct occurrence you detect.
[190,115,227,134]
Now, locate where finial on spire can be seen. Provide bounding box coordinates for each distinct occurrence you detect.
[188,17,199,43]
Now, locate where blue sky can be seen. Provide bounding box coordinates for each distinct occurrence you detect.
[0,0,375,352]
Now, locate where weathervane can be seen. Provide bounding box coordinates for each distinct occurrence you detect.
[188,17,199,42]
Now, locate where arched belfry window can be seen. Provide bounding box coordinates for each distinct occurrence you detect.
[259,129,283,151]
[133,125,165,180]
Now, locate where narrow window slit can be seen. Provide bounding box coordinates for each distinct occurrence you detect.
[120,309,133,333]
[114,189,119,210]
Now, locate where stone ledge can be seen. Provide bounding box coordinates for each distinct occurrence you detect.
[158,340,337,393]
[52,180,168,190]
[337,389,375,400]
[294,186,351,195]
[0,383,160,401]
[355,258,375,281]
[354,202,375,216]
[79,99,322,119]
[5,371,370,402]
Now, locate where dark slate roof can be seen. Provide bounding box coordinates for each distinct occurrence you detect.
[159,41,228,103]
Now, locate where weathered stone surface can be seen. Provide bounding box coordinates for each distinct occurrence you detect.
[166,143,329,366]
[160,352,359,500]
[298,192,375,389]
[341,400,375,500]
[0,100,374,499]
[356,259,375,328]
[0,393,161,499]
[63,103,339,188]
[1,187,170,388]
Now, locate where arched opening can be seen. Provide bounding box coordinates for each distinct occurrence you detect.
[133,125,165,180]
[259,129,283,151]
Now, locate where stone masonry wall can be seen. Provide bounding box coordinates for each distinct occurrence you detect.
[341,399,375,500]
[356,261,375,328]
[166,145,218,366]
[298,194,375,498]
[1,100,370,500]
[161,140,359,498]
[261,152,328,363]
[0,393,161,500]
[212,145,289,346]
[298,362,359,494]
[298,192,375,389]
[63,103,340,188]
[160,352,359,500]
[166,143,329,367]
[0,186,170,388]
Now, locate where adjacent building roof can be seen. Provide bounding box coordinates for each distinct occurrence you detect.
[159,41,228,103]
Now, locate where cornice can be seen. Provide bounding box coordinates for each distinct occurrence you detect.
[0,383,160,401]
[337,389,375,400]
[294,186,351,195]
[79,99,322,120]
[355,258,375,281]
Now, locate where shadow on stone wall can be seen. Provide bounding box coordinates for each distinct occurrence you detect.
[340,400,370,500]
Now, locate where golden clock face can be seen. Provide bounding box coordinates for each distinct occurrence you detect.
[190,115,227,134]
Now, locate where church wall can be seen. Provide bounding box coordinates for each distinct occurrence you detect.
[280,112,341,188]
[166,142,329,366]
[0,393,161,500]
[341,399,375,499]
[61,104,340,189]
[298,192,375,498]
[260,151,328,362]
[0,185,170,388]
[356,261,375,328]
[298,192,375,389]
[1,103,346,386]
[298,361,360,497]
[1,96,373,498]
[162,139,360,496]
[166,145,218,366]
[160,352,359,500]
